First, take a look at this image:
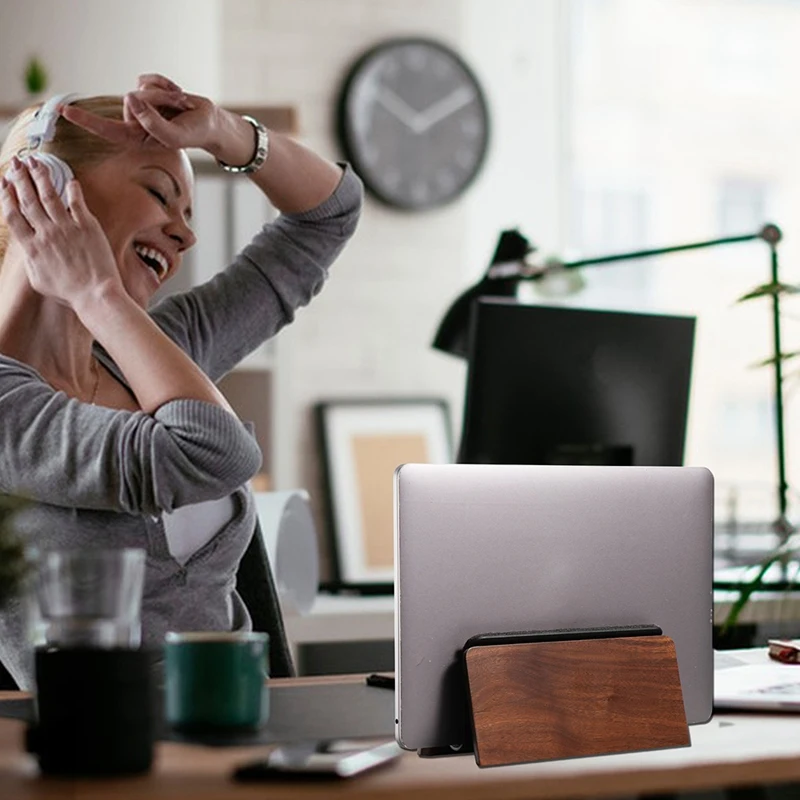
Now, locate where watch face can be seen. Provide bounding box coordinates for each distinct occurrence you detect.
[337,38,490,210]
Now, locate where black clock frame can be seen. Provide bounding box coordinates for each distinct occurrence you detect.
[335,37,491,211]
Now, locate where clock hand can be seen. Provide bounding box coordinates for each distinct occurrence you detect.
[415,86,477,133]
[375,88,421,131]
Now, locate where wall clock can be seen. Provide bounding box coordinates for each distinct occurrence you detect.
[336,37,490,211]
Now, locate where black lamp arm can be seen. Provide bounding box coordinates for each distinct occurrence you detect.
[483,222,790,530]
[487,225,781,281]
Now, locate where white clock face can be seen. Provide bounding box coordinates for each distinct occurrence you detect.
[338,39,490,210]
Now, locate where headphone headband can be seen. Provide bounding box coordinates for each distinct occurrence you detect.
[26,93,80,150]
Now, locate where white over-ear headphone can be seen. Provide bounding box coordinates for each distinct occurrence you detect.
[22,152,73,201]
[20,93,79,204]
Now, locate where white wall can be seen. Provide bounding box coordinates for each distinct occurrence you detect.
[463,0,569,262]
[0,0,220,103]
[220,0,564,500]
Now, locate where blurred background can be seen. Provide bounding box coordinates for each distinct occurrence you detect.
[1,0,798,577]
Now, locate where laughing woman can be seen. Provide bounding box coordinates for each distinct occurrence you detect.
[0,74,362,689]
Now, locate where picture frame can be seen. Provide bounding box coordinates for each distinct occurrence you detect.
[316,398,453,587]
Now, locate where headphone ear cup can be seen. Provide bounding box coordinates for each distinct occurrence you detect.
[20,153,74,205]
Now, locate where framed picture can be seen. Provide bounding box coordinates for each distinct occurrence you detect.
[316,398,452,587]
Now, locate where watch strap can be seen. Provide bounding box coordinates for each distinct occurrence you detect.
[217,115,269,174]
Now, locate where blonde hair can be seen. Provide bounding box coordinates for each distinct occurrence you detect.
[0,96,126,264]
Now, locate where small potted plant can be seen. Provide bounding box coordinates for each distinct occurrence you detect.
[23,57,48,100]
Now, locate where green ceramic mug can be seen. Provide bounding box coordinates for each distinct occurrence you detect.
[164,631,269,733]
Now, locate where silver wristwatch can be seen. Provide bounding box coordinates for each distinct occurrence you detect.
[216,115,269,174]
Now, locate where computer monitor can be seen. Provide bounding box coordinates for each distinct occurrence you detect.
[459,299,696,467]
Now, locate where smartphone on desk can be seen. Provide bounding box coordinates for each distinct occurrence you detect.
[232,739,403,781]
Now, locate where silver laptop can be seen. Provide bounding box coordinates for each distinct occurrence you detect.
[394,463,714,752]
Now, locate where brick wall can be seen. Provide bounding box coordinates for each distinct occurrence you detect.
[219,1,563,575]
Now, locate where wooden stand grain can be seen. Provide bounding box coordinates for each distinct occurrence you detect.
[464,634,690,767]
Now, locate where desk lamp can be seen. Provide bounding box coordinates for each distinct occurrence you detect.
[432,229,530,359]
[433,224,791,624]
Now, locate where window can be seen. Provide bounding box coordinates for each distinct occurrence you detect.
[568,182,652,303]
[565,0,800,508]
[718,178,770,238]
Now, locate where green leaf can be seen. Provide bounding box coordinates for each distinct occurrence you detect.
[722,529,800,631]
[749,351,800,369]
[23,57,48,96]
[737,282,800,303]
[720,560,774,633]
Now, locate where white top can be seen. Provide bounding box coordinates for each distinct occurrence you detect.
[163,496,236,565]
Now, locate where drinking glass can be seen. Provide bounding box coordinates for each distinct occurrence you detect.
[29,548,146,649]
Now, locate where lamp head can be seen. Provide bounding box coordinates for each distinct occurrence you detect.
[432,229,535,358]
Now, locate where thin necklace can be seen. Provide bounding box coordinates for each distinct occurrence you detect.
[47,358,101,404]
[88,357,100,405]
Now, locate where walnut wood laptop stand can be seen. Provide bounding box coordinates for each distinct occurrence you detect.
[462,627,690,768]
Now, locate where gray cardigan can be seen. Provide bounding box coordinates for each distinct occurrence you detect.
[0,166,363,689]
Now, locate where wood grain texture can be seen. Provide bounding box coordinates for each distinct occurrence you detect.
[0,105,298,135]
[224,106,298,134]
[465,635,690,767]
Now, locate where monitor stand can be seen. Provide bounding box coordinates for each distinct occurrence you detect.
[548,443,634,466]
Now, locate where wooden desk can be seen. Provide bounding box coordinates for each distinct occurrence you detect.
[4,673,800,799]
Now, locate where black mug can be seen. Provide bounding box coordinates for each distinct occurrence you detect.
[26,647,155,776]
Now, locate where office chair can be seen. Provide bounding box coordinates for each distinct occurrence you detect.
[0,658,15,690]
[236,520,296,678]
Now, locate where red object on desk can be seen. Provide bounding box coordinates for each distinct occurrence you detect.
[768,639,800,664]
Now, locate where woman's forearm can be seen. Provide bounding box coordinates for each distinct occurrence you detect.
[207,112,343,215]
[73,283,234,415]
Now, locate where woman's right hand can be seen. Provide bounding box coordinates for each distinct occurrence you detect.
[0,156,123,308]
[1,152,238,418]
[61,74,243,164]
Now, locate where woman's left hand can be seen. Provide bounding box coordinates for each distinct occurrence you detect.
[61,74,252,165]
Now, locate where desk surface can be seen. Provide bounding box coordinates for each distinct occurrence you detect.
[4,664,800,799]
[287,590,800,641]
